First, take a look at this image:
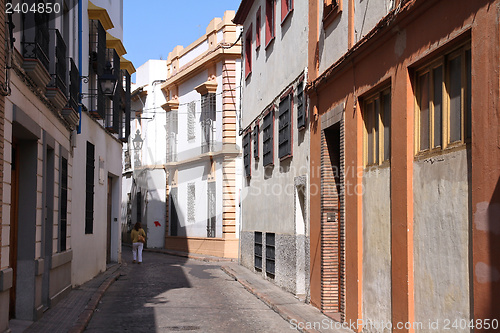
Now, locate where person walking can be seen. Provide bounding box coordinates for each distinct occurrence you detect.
[131,222,146,264]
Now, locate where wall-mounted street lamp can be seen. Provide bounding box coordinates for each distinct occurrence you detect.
[80,62,118,98]
[98,62,118,96]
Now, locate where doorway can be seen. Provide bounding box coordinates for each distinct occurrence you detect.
[107,176,112,264]
[9,141,19,319]
[321,122,343,318]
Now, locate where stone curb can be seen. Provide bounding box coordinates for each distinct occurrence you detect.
[221,265,321,333]
[68,267,122,333]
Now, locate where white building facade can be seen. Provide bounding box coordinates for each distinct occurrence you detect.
[234,0,310,298]
[0,0,133,329]
[160,11,242,258]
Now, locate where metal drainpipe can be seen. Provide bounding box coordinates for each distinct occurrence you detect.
[77,0,83,134]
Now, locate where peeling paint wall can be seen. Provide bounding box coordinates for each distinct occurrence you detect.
[413,149,470,331]
[362,166,391,333]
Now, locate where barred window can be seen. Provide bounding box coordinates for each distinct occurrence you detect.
[243,131,251,178]
[253,124,259,160]
[279,93,292,159]
[85,142,95,234]
[187,183,195,223]
[188,101,196,140]
[262,109,274,166]
[297,83,306,129]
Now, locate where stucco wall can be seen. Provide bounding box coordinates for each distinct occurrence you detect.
[362,166,391,333]
[240,0,308,128]
[354,0,393,43]
[318,0,349,74]
[413,148,470,331]
[71,112,123,286]
[144,169,166,248]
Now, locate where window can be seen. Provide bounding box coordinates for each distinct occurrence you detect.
[266,233,275,277]
[279,93,292,159]
[201,93,216,153]
[262,109,274,166]
[281,0,293,24]
[245,24,252,78]
[297,82,306,129]
[363,88,391,166]
[415,44,471,153]
[243,131,251,178]
[85,142,95,234]
[187,183,195,223]
[265,0,275,47]
[188,101,196,140]
[253,124,259,160]
[207,181,216,237]
[136,191,142,222]
[255,232,263,270]
[323,0,341,28]
[59,157,68,251]
[256,8,261,49]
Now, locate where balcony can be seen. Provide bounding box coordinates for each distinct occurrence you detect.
[88,19,106,119]
[22,9,51,89]
[46,29,68,110]
[61,59,80,129]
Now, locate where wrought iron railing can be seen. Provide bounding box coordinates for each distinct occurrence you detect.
[22,7,50,72]
[201,93,216,153]
[89,20,106,119]
[68,58,79,112]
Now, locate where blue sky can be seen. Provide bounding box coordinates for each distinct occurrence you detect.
[124,0,242,82]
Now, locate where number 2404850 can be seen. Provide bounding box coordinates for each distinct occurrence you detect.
[6,2,61,14]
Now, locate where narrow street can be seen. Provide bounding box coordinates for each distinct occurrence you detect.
[84,249,297,333]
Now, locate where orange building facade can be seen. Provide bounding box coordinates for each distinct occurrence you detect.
[308,0,500,332]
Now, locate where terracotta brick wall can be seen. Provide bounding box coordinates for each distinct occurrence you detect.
[0,0,6,268]
[320,130,340,314]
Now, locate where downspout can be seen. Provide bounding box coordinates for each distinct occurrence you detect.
[77,0,83,134]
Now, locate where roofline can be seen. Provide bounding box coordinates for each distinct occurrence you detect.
[233,0,254,24]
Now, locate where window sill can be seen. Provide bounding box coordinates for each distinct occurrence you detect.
[281,9,293,26]
[364,160,390,170]
[265,36,275,50]
[414,142,468,161]
[279,154,293,162]
[323,5,341,29]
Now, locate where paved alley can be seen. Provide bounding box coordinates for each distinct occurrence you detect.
[84,250,297,333]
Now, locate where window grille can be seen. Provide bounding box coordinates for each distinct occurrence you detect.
[266,233,275,276]
[188,101,196,140]
[243,132,251,178]
[255,232,263,270]
[262,110,274,166]
[279,94,292,159]
[253,124,259,160]
[207,182,216,237]
[59,157,68,251]
[201,93,216,153]
[187,183,195,223]
[297,83,306,129]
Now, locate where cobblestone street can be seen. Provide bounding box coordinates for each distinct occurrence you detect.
[84,249,296,333]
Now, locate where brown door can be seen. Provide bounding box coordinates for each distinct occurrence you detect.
[106,176,112,264]
[9,142,19,319]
